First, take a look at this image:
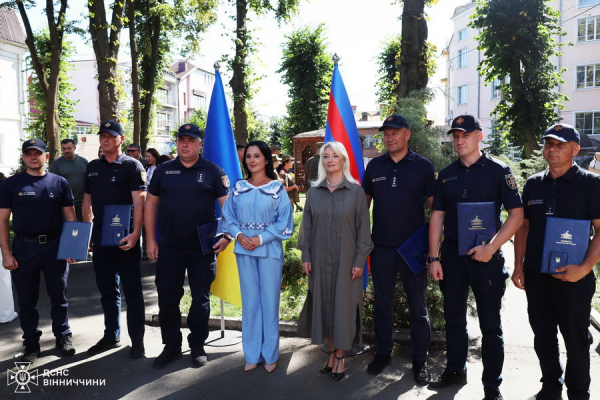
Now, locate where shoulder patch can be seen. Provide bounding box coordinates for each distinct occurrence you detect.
[140,170,147,183]
[221,174,230,188]
[505,174,518,190]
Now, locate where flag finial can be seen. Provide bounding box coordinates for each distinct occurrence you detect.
[332,53,340,64]
[214,61,221,70]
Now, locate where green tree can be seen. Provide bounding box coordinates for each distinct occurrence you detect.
[228,0,301,145]
[268,116,285,147]
[26,31,77,148]
[470,0,567,158]
[277,24,332,137]
[247,110,270,143]
[397,0,438,98]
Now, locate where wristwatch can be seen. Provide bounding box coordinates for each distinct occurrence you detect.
[427,257,440,263]
[223,235,233,243]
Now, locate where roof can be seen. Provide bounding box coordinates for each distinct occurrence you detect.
[452,2,476,19]
[0,8,27,47]
[293,128,325,139]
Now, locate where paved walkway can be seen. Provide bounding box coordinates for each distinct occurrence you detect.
[1,242,600,399]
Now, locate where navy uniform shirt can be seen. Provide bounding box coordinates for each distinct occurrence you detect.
[363,150,436,247]
[432,152,523,242]
[148,156,229,249]
[522,164,600,271]
[84,153,146,231]
[0,172,74,235]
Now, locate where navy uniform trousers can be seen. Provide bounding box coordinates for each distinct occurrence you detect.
[92,238,145,343]
[156,245,216,350]
[440,240,508,388]
[11,237,71,345]
[371,245,431,361]
[525,270,595,400]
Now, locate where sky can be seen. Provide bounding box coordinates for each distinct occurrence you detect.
[25,0,469,124]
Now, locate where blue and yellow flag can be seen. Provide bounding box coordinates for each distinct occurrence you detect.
[204,67,242,307]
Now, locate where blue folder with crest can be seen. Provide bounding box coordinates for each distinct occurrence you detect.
[541,217,590,274]
[57,222,93,261]
[100,204,132,246]
[397,222,429,275]
[457,202,496,255]
[197,218,223,256]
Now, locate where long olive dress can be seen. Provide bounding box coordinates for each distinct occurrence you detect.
[297,179,373,351]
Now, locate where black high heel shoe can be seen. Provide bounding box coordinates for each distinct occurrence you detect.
[320,350,335,373]
[331,354,345,380]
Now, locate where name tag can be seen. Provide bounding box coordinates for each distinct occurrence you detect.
[165,170,181,175]
[443,176,458,183]
[88,172,99,177]
[19,191,36,196]
[372,177,386,183]
[528,199,544,206]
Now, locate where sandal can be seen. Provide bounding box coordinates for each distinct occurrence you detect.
[320,349,335,374]
[331,354,345,381]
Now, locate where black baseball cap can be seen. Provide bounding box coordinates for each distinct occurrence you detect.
[98,120,123,136]
[542,123,580,145]
[379,114,410,131]
[448,114,482,134]
[22,138,47,153]
[177,123,202,139]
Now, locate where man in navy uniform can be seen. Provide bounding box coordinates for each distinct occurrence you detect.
[513,124,600,400]
[83,120,146,359]
[428,114,524,400]
[145,123,231,369]
[362,115,436,384]
[0,139,77,363]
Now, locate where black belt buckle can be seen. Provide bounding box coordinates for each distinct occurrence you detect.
[38,235,47,244]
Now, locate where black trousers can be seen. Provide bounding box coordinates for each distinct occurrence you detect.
[525,269,595,400]
[156,245,216,349]
[371,245,431,361]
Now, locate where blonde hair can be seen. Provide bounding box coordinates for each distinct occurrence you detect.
[311,141,359,187]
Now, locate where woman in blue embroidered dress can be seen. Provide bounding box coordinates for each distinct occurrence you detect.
[222,141,293,373]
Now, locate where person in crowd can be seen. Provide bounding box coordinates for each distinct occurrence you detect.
[157,154,171,165]
[588,152,600,174]
[98,146,104,159]
[272,155,281,178]
[297,141,373,381]
[303,142,324,192]
[222,141,293,373]
[270,145,281,157]
[277,155,301,211]
[145,123,231,369]
[127,143,148,168]
[145,148,160,185]
[237,144,248,179]
[513,124,600,400]
[83,120,147,360]
[49,139,88,222]
[362,115,436,384]
[428,114,523,400]
[0,139,77,363]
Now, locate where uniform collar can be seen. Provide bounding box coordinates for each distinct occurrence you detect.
[383,148,417,163]
[101,152,128,164]
[173,156,204,169]
[317,177,352,190]
[541,163,579,181]
[454,151,488,169]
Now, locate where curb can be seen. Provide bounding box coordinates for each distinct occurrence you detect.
[145,308,447,345]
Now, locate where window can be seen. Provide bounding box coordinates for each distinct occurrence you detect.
[578,17,600,42]
[192,94,206,110]
[457,85,468,105]
[158,88,168,104]
[457,48,468,69]
[458,28,468,42]
[575,111,600,135]
[579,0,600,7]
[157,113,168,129]
[71,126,89,135]
[491,78,502,99]
[576,64,600,88]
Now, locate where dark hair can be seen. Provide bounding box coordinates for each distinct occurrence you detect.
[61,139,75,146]
[157,155,171,165]
[243,141,276,180]
[128,143,141,151]
[236,144,245,150]
[146,148,160,162]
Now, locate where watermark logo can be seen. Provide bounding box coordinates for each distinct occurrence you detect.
[7,362,38,394]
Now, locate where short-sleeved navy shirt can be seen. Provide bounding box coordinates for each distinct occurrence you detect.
[148,156,229,249]
[522,164,600,271]
[363,150,436,247]
[84,153,146,230]
[0,172,74,235]
[432,152,523,242]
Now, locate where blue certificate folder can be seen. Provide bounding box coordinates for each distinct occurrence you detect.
[100,204,132,246]
[541,217,591,274]
[457,202,496,255]
[197,218,223,256]
[397,223,429,275]
[57,222,93,261]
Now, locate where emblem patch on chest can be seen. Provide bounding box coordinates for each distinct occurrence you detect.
[197,172,205,183]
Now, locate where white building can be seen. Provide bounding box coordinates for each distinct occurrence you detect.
[0,8,28,175]
[443,0,600,146]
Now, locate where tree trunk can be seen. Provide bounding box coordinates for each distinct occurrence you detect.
[88,0,126,122]
[398,0,428,98]
[139,9,162,152]
[128,2,141,146]
[229,0,249,145]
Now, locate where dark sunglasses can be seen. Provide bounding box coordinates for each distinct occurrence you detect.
[126,149,138,153]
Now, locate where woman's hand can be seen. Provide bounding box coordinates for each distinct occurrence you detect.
[302,262,312,277]
[238,233,256,251]
[351,267,363,281]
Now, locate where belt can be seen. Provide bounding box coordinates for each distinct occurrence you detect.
[239,222,272,230]
[15,232,59,244]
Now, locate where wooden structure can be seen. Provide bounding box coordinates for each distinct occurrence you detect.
[292,129,324,189]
